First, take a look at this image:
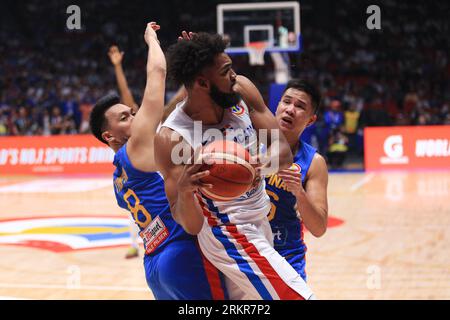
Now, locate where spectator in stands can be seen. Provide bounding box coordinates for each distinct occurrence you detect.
[327,128,349,170]
[0,0,448,170]
[324,100,345,132]
[344,103,360,155]
[49,106,64,135]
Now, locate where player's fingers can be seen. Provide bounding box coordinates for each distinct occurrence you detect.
[278,174,300,182]
[186,163,204,174]
[204,158,215,166]
[197,182,213,189]
[182,31,190,40]
[279,170,300,177]
[279,173,299,180]
[284,180,299,187]
[278,175,300,183]
[201,153,216,165]
[190,170,210,181]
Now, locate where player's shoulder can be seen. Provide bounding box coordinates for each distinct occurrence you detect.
[307,153,328,180]
[155,127,192,168]
[312,153,327,168]
[156,127,183,152]
[236,74,252,85]
[158,126,181,139]
[234,75,266,113]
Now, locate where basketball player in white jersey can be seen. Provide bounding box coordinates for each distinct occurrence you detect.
[155,32,315,299]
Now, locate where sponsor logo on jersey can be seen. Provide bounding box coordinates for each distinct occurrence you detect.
[230,104,245,116]
[139,216,169,254]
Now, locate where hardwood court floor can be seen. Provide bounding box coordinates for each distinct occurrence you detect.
[0,171,449,300]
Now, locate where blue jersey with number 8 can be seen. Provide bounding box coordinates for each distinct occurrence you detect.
[113,144,193,256]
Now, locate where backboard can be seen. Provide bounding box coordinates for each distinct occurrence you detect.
[217,1,301,55]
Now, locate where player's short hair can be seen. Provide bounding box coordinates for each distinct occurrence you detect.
[167,32,227,87]
[283,79,322,115]
[89,93,120,144]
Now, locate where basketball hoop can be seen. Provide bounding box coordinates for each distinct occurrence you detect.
[246,41,268,66]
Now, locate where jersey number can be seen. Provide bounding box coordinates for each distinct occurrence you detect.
[266,190,279,222]
[123,189,152,228]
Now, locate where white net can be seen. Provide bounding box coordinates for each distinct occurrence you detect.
[247,42,267,66]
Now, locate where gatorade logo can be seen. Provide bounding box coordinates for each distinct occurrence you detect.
[380,135,409,164]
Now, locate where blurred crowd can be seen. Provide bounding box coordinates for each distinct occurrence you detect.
[1,0,448,166]
[291,0,450,167]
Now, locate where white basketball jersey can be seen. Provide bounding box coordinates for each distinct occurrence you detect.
[162,99,271,225]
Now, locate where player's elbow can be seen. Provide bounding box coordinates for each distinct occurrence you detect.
[311,215,328,238]
[183,223,202,236]
[148,64,167,77]
[311,224,327,238]
[171,206,203,235]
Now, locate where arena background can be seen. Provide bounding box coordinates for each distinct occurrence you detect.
[0,0,449,300]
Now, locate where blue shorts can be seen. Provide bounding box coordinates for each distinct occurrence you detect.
[143,239,228,300]
[284,253,307,282]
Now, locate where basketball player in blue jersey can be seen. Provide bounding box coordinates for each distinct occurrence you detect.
[107,44,186,259]
[89,23,227,300]
[266,79,329,282]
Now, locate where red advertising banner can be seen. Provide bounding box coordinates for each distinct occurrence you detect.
[0,135,115,175]
[364,126,450,171]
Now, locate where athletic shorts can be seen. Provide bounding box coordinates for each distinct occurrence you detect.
[144,239,228,300]
[196,218,315,300]
[283,252,307,282]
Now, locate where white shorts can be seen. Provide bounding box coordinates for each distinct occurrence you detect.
[197,217,314,300]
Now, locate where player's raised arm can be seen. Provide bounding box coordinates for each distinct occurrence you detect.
[154,129,211,235]
[108,45,139,112]
[233,75,293,173]
[126,22,166,172]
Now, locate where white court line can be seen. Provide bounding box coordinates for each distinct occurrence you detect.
[0,283,149,292]
[0,296,30,300]
[350,173,375,192]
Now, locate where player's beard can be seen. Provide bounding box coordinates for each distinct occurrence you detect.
[210,84,241,109]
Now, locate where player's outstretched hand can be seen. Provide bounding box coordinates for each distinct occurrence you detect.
[108,45,124,66]
[144,21,161,45]
[178,30,196,41]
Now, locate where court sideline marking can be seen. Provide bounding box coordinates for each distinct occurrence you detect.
[0,282,149,292]
[350,173,375,192]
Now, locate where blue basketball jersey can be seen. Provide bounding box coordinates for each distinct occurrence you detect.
[265,141,317,280]
[112,144,229,300]
[113,144,193,256]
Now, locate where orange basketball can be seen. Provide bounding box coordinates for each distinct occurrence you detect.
[199,140,255,201]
